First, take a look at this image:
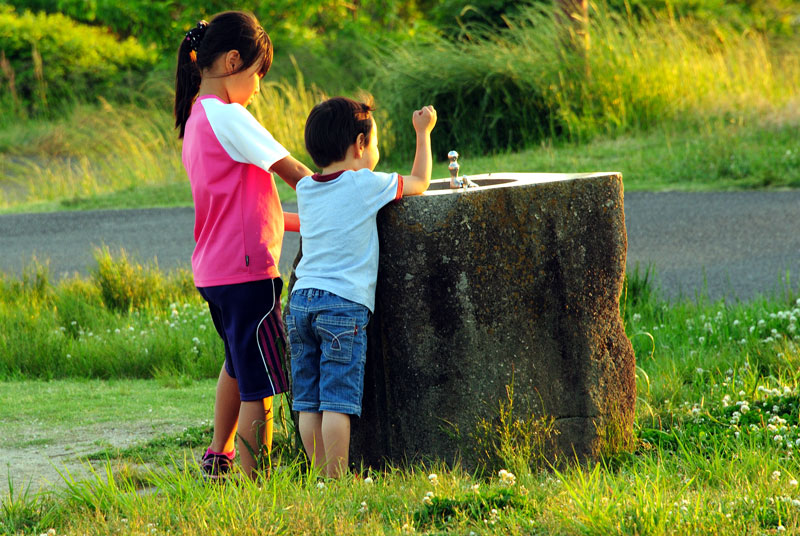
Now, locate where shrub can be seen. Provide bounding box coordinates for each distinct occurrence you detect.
[0,5,157,120]
[370,21,559,161]
[3,0,234,52]
[0,254,216,380]
[371,4,800,158]
[91,246,194,312]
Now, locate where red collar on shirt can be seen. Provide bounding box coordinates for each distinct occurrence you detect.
[312,170,347,182]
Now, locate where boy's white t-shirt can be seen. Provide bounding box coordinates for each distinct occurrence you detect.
[293,168,404,312]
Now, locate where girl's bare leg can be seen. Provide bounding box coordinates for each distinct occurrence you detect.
[210,365,239,453]
[237,396,273,478]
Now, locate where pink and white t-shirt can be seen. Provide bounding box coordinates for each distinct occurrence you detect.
[182,95,290,287]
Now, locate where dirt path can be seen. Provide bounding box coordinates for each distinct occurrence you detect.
[1,379,214,496]
[4,422,192,495]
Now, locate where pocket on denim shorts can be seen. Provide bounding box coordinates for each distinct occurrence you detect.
[316,315,356,363]
[285,315,303,359]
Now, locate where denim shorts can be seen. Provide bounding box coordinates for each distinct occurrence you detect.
[286,288,370,416]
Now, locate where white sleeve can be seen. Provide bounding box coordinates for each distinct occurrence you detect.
[202,99,290,172]
[356,170,402,209]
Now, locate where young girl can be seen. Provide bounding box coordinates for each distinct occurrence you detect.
[174,10,312,480]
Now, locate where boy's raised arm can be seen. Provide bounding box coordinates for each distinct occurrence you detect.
[402,105,437,196]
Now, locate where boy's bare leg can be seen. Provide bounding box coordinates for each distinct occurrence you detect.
[210,365,239,453]
[321,411,351,478]
[237,397,273,478]
[299,412,326,470]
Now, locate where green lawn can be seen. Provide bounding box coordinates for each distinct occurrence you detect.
[3,261,800,534]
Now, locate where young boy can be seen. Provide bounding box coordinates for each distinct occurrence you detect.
[287,96,436,477]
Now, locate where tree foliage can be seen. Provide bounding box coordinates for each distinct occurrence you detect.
[0,5,157,119]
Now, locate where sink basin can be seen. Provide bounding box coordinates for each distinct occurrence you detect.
[422,172,622,195]
[426,177,517,191]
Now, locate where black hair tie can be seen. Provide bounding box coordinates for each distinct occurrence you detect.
[184,20,209,53]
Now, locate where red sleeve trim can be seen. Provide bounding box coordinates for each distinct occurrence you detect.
[394,175,404,201]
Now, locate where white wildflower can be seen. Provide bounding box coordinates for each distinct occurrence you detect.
[498,469,517,486]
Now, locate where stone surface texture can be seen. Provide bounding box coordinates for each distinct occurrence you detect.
[290,173,635,469]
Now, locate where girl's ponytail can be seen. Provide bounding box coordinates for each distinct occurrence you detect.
[174,21,208,139]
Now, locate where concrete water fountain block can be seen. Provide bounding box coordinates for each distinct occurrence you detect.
[290,172,636,468]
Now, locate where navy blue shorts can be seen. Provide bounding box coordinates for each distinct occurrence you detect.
[198,278,289,401]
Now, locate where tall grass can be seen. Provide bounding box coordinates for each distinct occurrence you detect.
[0,73,319,209]
[372,3,800,157]
[0,251,220,380]
[2,6,799,210]
[0,103,183,208]
[249,63,324,165]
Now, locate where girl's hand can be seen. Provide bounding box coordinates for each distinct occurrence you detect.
[413,105,437,134]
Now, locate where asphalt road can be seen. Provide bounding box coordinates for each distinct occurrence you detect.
[2,192,799,302]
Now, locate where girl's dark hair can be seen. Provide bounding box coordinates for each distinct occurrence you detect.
[174,11,273,138]
[304,97,375,168]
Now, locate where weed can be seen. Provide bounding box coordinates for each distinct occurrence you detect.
[468,379,558,475]
[0,478,58,534]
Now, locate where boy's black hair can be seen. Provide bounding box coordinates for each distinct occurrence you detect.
[174,11,273,139]
[304,97,375,169]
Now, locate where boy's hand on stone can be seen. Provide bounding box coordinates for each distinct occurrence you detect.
[413,105,437,133]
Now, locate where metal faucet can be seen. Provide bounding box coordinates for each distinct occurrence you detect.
[448,150,475,189]
[448,150,463,188]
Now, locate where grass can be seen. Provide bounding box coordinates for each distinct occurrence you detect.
[2,105,799,213]
[3,258,800,533]
[0,78,307,212]
[372,4,800,157]
[2,5,800,532]
[1,378,216,451]
[0,251,222,380]
[1,6,799,213]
